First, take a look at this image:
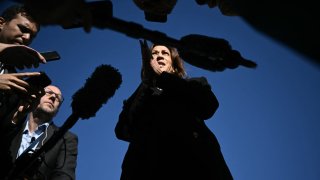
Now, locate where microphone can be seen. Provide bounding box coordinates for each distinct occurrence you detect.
[71,64,122,119]
[30,137,35,144]
[179,34,257,72]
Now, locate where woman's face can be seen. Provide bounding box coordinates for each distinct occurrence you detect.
[151,45,174,73]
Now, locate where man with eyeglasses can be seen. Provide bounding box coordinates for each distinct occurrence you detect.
[6,85,78,180]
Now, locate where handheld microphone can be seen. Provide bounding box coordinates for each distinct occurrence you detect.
[179,34,257,72]
[71,64,122,119]
[30,137,35,144]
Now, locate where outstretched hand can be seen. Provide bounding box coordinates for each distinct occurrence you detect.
[0,44,46,70]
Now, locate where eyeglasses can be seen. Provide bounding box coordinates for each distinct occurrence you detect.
[44,88,64,102]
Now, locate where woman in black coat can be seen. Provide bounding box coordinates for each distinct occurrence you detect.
[115,41,233,180]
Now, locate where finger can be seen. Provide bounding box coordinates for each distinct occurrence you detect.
[37,52,46,63]
[5,78,29,93]
[12,72,41,78]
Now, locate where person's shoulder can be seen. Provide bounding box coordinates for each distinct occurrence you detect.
[49,123,78,139]
[65,130,78,139]
[186,76,209,85]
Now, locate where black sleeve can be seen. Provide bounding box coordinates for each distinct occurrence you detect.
[156,72,219,120]
[0,92,28,138]
[115,99,133,142]
[115,83,147,142]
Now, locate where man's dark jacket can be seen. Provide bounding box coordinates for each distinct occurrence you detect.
[1,122,78,180]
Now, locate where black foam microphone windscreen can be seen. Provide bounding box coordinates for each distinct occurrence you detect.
[179,34,257,72]
[71,64,122,119]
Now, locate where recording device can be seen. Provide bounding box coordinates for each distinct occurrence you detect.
[40,51,60,61]
[25,72,52,89]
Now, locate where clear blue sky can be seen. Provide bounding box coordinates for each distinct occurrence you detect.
[1,1,320,180]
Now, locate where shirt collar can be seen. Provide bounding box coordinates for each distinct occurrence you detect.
[23,120,50,135]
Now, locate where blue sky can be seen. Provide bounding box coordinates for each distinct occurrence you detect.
[1,1,320,179]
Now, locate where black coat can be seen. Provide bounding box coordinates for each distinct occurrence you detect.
[115,72,233,180]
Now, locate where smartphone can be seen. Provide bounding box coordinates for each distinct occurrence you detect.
[25,72,52,88]
[40,51,60,61]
